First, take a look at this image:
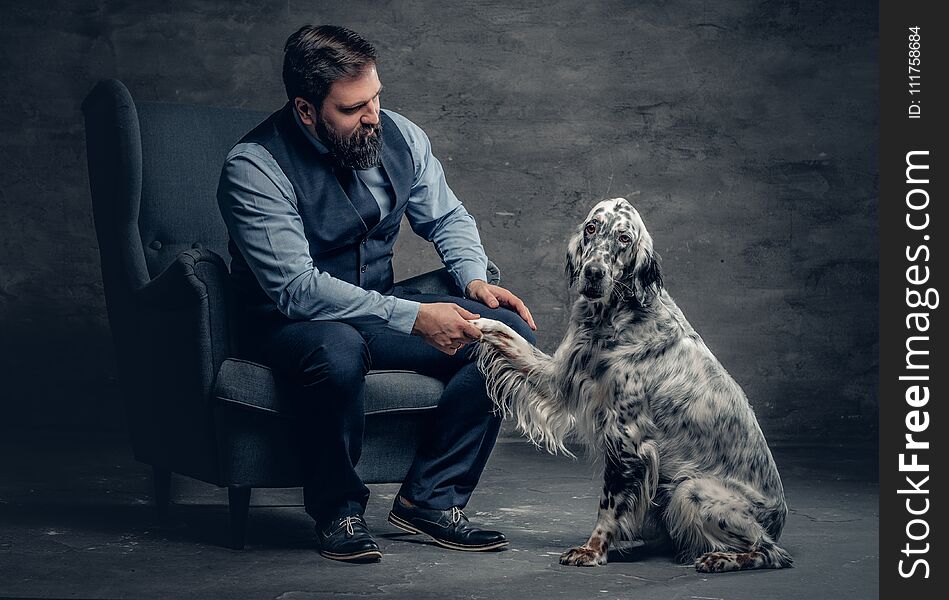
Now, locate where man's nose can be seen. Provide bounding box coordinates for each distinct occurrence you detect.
[361,101,380,126]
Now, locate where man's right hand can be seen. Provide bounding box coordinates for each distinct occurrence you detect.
[411,303,483,355]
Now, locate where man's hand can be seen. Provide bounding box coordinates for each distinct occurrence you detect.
[412,303,484,355]
[465,280,537,331]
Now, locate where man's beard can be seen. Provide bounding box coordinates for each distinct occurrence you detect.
[316,116,383,170]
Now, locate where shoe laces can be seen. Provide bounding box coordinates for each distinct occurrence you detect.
[450,507,467,524]
[341,515,361,536]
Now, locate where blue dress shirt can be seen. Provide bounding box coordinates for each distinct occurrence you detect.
[217,108,488,334]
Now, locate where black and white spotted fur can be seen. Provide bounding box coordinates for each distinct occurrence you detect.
[472,198,791,572]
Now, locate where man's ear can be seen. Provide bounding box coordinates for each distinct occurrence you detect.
[294,97,317,126]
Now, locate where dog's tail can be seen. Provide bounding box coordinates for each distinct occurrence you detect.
[476,341,575,456]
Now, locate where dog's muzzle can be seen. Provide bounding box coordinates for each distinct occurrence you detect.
[579,262,608,299]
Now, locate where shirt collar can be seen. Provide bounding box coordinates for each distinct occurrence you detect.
[290,103,331,155]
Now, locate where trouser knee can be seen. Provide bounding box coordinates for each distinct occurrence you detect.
[297,325,370,398]
[493,310,537,346]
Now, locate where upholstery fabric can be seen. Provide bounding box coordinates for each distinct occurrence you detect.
[136,102,266,277]
[213,358,444,485]
[214,358,444,416]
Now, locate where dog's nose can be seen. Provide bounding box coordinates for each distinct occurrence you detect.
[583,263,605,282]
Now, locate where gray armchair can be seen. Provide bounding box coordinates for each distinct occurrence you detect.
[81,79,500,549]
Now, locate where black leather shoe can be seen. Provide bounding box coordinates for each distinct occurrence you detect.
[387,496,508,551]
[316,514,382,562]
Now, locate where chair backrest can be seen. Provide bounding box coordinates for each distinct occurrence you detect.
[136,101,269,278]
[82,79,269,287]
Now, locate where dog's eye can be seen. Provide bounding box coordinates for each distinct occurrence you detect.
[618,233,632,244]
[584,223,597,235]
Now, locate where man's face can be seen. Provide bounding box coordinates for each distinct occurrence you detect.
[295,66,384,170]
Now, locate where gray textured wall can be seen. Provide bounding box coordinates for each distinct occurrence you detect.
[0,0,878,442]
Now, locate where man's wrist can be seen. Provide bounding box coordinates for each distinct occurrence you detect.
[465,278,488,299]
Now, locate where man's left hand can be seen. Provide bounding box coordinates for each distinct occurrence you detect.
[465,280,536,331]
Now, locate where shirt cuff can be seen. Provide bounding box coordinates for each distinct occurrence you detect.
[388,298,422,334]
[453,263,489,297]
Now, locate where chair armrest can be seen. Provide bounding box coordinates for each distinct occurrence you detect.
[111,247,234,484]
[395,260,501,296]
[134,248,225,307]
[132,247,235,375]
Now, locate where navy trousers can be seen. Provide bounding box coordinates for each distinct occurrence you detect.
[237,291,536,525]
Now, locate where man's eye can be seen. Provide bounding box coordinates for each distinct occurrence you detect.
[618,233,631,244]
[585,223,597,235]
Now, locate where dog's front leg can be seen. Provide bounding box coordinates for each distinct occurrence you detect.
[558,492,618,566]
[470,317,537,369]
[560,436,659,567]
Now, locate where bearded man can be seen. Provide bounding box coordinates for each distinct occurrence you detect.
[216,24,536,562]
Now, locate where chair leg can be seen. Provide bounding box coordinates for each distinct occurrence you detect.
[228,486,252,550]
[153,466,171,517]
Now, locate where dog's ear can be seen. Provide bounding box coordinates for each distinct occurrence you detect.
[564,232,583,285]
[630,237,663,304]
[633,250,662,304]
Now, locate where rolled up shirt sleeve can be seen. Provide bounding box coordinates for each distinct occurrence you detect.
[386,111,489,294]
[217,143,421,333]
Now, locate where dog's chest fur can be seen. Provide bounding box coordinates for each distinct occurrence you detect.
[558,300,621,399]
[557,299,662,446]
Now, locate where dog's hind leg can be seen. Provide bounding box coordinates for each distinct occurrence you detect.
[637,505,673,549]
[664,477,792,572]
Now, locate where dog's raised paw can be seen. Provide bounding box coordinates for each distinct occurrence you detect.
[471,318,523,356]
[470,318,512,337]
[559,545,607,567]
[469,317,498,331]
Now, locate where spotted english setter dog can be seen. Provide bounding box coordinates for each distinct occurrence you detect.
[471,198,791,572]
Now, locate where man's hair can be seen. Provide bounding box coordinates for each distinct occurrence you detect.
[282,25,378,107]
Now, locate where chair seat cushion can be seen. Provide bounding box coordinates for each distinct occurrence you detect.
[213,358,444,416]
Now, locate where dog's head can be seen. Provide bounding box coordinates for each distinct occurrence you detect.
[565,198,662,305]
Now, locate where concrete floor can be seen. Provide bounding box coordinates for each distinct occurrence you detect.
[0,432,878,599]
